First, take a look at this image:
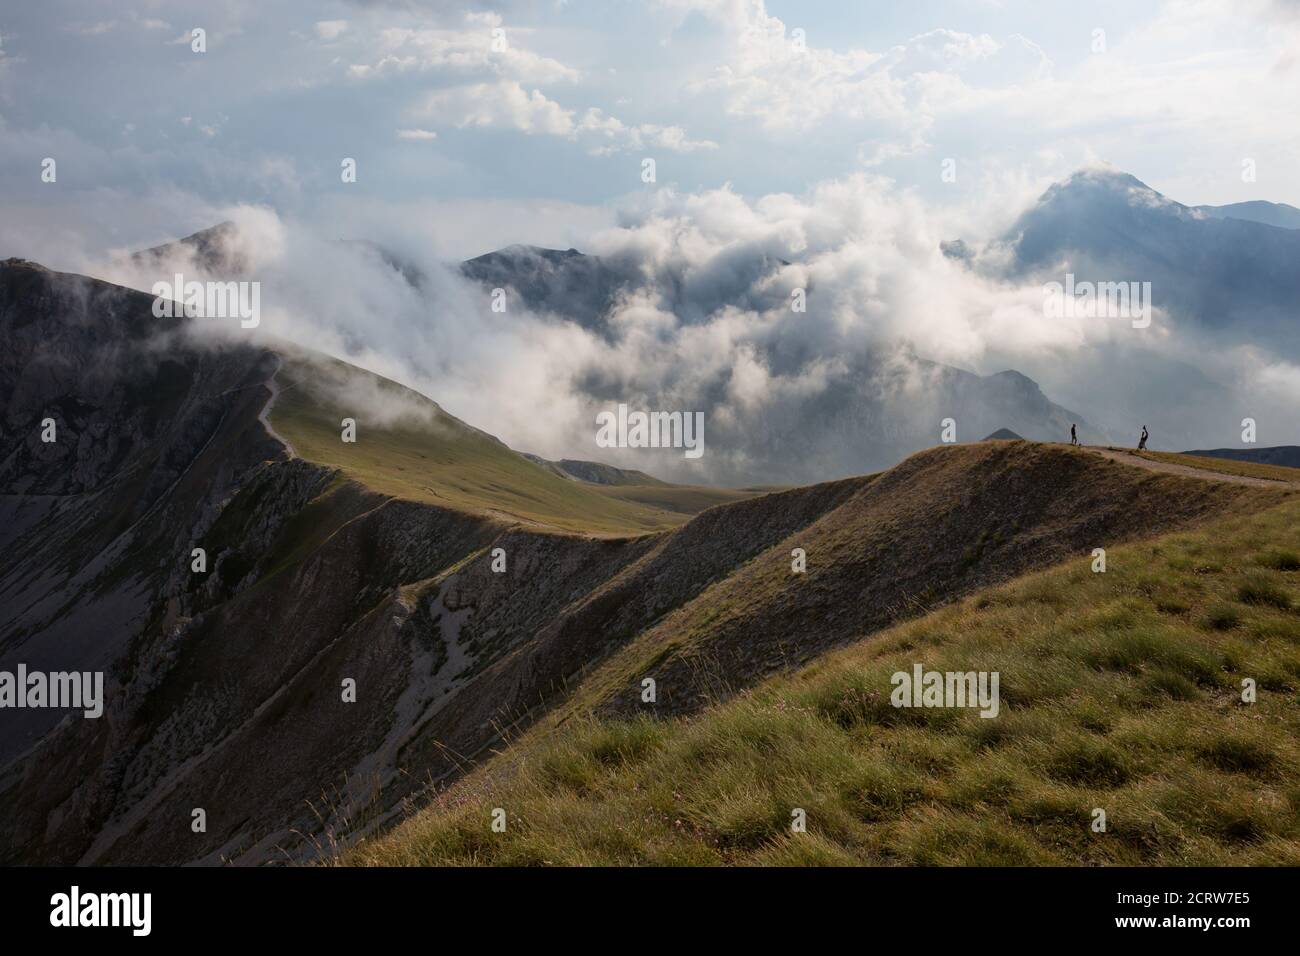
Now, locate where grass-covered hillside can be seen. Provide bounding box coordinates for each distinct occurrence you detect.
[561,442,1280,721]
[349,490,1300,866]
[268,353,752,535]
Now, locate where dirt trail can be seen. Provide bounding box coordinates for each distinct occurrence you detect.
[1084,445,1300,488]
[258,356,297,458]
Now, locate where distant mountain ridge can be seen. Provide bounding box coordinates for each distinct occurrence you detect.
[1193,200,1300,230]
[121,222,1104,484]
[1001,168,1300,349]
[461,245,631,337]
[132,221,248,275]
[128,164,1300,486]
[457,244,1103,481]
[1182,446,1300,469]
[521,453,665,486]
[131,222,428,288]
[934,167,1300,451]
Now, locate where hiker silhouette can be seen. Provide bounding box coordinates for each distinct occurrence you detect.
[1070,424,1078,446]
[1137,425,1148,451]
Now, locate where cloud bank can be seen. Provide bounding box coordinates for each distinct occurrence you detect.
[81,167,1300,486]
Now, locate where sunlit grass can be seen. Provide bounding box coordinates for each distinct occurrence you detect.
[269,354,751,535]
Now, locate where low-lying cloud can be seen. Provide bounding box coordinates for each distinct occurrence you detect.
[83,169,1300,486]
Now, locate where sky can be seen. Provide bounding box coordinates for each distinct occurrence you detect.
[2,0,1299,262]
[2,1,1299,482]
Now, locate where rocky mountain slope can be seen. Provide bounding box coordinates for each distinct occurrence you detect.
[0,258,754,862]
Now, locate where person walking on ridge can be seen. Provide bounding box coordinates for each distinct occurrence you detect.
[1070,423,1078,446]
[1137,425,1148,451]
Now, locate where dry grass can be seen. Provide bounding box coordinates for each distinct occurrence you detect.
[1142,450,1300,484]
[559,441,1281,721]
[347,494,1300,866]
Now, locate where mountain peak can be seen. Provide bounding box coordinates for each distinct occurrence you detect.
[1036,167,1186,218]
[471,243,587,261]
[1059,166,1149,190]
[983,427,1025,440]
[131,220,247,275]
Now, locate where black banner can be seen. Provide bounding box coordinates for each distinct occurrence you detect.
[0,866,1279,942]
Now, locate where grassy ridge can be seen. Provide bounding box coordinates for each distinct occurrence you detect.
[268,354,749,535]
[1143,450,1300,484]
[350,494,1300,866]
[549,442,1278,723]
